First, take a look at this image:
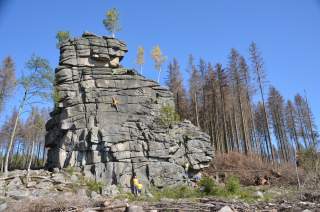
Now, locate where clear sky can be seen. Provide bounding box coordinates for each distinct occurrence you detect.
[0,0,319,128]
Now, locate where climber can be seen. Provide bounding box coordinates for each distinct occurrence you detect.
[111,96,119,112]
[137,182,143,196]
[132,174,140,196]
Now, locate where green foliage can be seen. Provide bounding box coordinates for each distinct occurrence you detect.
[85,179,104,193]
[152,185,200,200]
[21,55,54,101]
[198,176,217,195]
[225,176,240,194]
[53,87,61,108]
[64,166,76,176]
[103,8,121,37]
[159,105,180,127]
[56,31,70,48]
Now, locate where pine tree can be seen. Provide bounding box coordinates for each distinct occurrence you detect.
[249,42,274,162]
[0,57,16,114]
[3,55,54,175]
[136,46,145,75]
[103,8,121,38]
[56,31,70,48]
[285,100,301,151]
[166,58,187,120]
[268,87,291,162]
[151,45,166,83]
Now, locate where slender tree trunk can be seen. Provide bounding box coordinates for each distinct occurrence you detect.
[157,68,162,84]
[26,140,35,186]
[257,77,274,162]
[231,106,240,152]
[194,92,200,127]
[42,144,46,167]
[4,91,26,175]
[304,92,316,146]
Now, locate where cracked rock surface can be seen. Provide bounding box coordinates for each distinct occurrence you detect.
[45,32,214,189]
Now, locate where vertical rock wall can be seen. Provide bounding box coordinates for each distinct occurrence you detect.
[45,32,214,189]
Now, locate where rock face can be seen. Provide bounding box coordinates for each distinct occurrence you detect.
[45,32,214,189]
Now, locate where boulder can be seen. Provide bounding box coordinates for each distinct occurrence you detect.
[218,206,234,212]
[45,32,214,189]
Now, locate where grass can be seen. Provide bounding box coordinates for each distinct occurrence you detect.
[64,166,76,176]
[85,179,104,193]
[114,176,279,203]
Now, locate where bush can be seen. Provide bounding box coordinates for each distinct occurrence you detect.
[152,185,200,200]
[85,179,104,193]
[226,176,240,194]
[298,147,320,190]
[198,176,217,195]
[159,105,180,127]
[64,166,76,176]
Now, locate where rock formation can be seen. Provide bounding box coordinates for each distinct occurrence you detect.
[45,32,214,189]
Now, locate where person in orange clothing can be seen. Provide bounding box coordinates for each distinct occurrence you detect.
[111,96,119,112]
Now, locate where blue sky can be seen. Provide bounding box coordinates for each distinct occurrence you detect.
[0,0,319,128]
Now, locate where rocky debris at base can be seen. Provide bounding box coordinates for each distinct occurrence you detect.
[0,169,123,211]
[0,170,319,212]
[45,32,214,189]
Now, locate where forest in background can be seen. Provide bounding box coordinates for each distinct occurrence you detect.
[0,32,318,172]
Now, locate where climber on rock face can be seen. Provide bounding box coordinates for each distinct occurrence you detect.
[111,96,119,112]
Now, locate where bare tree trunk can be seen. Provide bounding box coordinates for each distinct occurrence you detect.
[258,80,274,162]
[26,140,35,186]
[4,91,26,175]
[157,68,162,84]
[194,92,200,127]
[304,92,316,146]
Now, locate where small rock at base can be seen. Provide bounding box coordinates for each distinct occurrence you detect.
[125,205,144,212]
[254,191,264,199]
[218,205,233,212]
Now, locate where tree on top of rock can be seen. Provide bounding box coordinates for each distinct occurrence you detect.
[56,31,70,48]
[151,45,167,83]
[136,46,145,75]
[103,8,121,38]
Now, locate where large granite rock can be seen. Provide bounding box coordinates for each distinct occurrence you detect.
[45,32,214,189]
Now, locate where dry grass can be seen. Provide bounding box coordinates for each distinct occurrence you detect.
[204,151,303,186]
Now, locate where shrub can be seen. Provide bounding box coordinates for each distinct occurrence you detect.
[226,176,240,194]
[298,147,320,190]
[56,31,70,48]
[85,179,104,193]
[159,105,180,127]
[198,176,217,195]
[64,166,76,176]
[152,185,200,200]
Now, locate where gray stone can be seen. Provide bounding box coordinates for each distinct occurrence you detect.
[7,189,30,200]
[90,191,100,199]
[0,199,6,212]
[254,191,264,199]
[218,206,234,212]
[101,184,120,197]
[126,205,145,212]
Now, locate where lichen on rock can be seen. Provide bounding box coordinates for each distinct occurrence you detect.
[45,32,214,190]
